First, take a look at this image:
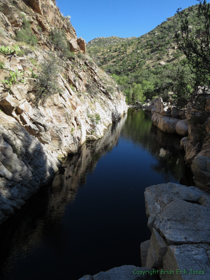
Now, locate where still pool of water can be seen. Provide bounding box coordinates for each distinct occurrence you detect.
[0,109,194,280]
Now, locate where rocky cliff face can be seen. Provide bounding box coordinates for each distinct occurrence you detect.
[0,0,127,223]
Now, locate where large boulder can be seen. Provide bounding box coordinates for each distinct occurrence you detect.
[162,244,210,280]
[175,119,188,136]
[151,113,180,133]
[143,183,210,279]
[191,149,210,192]
[69,38,80,53]
[154,199,210,244]
[145,183,210,231]
[140,240,150,267]
[146,228,167,268]
[78,265,159,280]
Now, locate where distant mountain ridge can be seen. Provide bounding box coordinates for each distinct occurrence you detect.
[87,4,199,103]
[87,36,136,47]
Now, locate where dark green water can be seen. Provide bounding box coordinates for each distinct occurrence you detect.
[0,109,193,280]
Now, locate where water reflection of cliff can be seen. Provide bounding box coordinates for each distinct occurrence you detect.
[121,109,194,185]
[48,114,127,221]
[0,114,127,279]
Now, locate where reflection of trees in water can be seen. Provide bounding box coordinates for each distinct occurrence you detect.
[121,109,152,146]
[122,109,194,185]
[0,114,127,278]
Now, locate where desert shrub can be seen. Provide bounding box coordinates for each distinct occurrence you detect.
[35,54,63,103]
[107,86,114,94]
[77,52,85,61]
[95,113,101,124]
[69,52,75,59]
[50,28,71,58]
[16,18,38,46]
[86,84,94,95]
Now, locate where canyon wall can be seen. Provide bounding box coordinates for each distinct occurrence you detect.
[0,0,127,223]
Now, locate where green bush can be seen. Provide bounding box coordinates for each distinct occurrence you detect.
[50,28,71,58]
[69,52,75,59]
[77,52,85,61]
[16,18,38,46]
[95,113,101,123]
[2,69,25,87]
[0,45,21,55]
[0,61,4,69]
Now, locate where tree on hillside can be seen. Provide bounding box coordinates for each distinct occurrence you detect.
[175,0,210,113]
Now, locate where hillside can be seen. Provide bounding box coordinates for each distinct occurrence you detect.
[87,4,199,103]
[87,36,136,48]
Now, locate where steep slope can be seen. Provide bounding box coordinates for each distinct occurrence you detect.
[0,0,127,223]
[87,4,199,103]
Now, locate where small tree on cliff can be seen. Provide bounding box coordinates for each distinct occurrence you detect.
[35,54,63,104]
[50,28,71,59]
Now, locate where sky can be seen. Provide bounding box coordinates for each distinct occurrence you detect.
[56,0,207,43]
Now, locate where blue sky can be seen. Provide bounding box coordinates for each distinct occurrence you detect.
[56,0,206,43]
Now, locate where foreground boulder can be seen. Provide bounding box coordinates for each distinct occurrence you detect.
[142,183,210,279]
[79,265,159,280]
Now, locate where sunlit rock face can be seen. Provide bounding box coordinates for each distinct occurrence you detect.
[0,0,127,223]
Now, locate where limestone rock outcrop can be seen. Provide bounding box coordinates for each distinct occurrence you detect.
[77,37,86,53]
[142,183,210,279]
[69,38,80,53]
